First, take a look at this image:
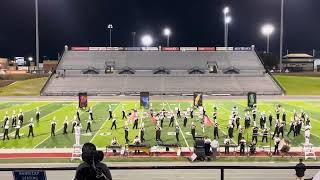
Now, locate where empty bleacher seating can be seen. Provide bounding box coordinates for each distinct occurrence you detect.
[41,49,283,96]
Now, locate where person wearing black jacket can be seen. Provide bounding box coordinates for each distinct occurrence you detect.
[74,143,112,180]
[268,112,273,127]
[168,114,175,127]
[252,127,258,144]
[295,158,306,180]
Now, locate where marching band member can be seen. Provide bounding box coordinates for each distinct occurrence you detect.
[85,117,92,133]
[140,122,145,143]
[111,116,117,130]
[51,117,57,136]
[18,109,24,125]
[191,122,196,140]
[28,118,34,138]
[63,116,68,134]
[2,120,9,140]
[36,107,40,122]
[15,119,22,139]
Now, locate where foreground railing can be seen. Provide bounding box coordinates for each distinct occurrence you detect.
[0,165,319,180]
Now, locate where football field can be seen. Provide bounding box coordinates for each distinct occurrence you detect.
[0,99,320,149]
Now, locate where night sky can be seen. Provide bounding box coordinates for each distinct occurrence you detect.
[0,0,319,60]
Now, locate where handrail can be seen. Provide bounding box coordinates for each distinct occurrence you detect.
[255,50,285,95]
[0,165,319,171]
[0,165,319,180]
[40,49,66,95]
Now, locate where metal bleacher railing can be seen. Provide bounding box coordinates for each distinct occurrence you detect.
[40,48,66,96]
[0,165,319,180]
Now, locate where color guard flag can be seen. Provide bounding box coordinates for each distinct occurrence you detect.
[130,110,137,121]
[151,116,157,124]
[203,115,213,126]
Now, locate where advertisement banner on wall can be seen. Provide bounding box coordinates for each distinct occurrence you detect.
[161,47,180,51]
[124,47,142,51]
[106,47,124,51]
[89,47,107,51]
[71,47,89,51]
[142,47,159,51]
[197,47,216,51]
[180,47,197,51]
[234,47,252,51]
[216,47,234,51]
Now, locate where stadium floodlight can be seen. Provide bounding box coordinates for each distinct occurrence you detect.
[163,28,171,47]
[261,24,275,53]
[28,57,33,61]
[141,35,153,47]
[107,24,113,47]
[223,7,230,15]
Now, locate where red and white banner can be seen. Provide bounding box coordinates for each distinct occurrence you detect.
[180,47,197,51]
[71,47,89,51]
[161,47,180,51]
[197,47,216,51]
[89,47,107,51]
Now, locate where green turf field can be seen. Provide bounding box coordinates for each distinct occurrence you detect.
[0,99,319,149]
[274,75,320,95]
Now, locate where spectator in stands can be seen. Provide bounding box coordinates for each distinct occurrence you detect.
[295,158,306,180]
[210,138,219,160]
[75,142,112,180]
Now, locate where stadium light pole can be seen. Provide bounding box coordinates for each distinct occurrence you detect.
[223,7,231,47]
[163,28,171,47]
[108,24,113,47]
[141,35,153,47]
[35,0,39,70]
[279,0,284,70]
[261,24,275,53]
[224,16,232,48]
[132,32,136,47]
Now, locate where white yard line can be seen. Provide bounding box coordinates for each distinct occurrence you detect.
[165,101,191,150]
[90,103,120,142]
[32,103,91,149]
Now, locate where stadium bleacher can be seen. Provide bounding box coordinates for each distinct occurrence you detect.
[41,47,283,96]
